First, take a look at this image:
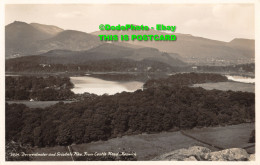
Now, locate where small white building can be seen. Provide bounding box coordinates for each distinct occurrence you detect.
[192,66,198,71]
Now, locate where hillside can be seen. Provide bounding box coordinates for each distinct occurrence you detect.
[92,30,255,65]
[227,38,255,59]
[5,21,255,65]
[30,30,102,54]
[5,22,102,58]
[30,23,64,36]
[5,21,56,58]
[6,43,185,73]
[22,43,183,66]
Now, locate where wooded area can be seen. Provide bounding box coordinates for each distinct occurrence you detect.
[6,73,255,148]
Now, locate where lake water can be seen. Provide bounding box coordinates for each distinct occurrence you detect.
[226,75,255,84]
[70,76,144,95]
[71,75,255,95]
[192,75,255,93]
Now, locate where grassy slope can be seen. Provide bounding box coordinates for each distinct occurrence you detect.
[30,123,254,161]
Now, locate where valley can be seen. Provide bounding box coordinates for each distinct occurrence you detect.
[5,21,255,161]
[6,21,254,66]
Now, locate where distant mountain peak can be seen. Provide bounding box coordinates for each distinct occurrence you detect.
[6,21,30,28]
[227,38,255,58]
[11,21,28,24]
[5,21,255,64]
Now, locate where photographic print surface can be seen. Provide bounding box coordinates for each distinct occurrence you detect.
[5,3,255,161]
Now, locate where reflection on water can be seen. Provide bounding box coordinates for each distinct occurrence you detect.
[226,75,255,84]
[70,76,144,95]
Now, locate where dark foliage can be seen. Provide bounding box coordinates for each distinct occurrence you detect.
[6,73,254,148]
[6,76,74,101]
[6,57,175,73]
[143,72,228,89]
[197,63,255,73]
[6,141,32,161]
[248,129,255,143]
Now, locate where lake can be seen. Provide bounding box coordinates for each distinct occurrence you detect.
[71,75,255,95]
[193,81,255,93]
[192,75,255,93]
[70,76,144,95]
[226,75,255,84]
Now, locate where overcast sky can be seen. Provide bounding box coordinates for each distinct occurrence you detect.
[5,4,254,42]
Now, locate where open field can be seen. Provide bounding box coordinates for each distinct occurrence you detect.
[183,123,255,151]
[70,131,217,160]
[32,131,215,161]
[30,123,254,161]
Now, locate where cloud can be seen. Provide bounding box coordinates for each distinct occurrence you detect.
[55,11,84,18]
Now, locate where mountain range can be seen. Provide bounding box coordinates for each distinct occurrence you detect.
[5,21,255,66]
[92,30,254,65]
[6,21,102,57]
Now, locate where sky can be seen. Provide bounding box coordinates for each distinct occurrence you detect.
[5,4,254,42]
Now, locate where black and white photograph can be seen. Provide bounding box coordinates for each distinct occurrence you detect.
[2,1,258,162]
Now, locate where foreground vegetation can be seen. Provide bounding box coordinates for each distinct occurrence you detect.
[6,76,74,101]
[6,73,254,149]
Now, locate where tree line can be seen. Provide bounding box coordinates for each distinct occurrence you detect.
[143,72,228,89]
[6,73,254,148]
[6,76,74,101]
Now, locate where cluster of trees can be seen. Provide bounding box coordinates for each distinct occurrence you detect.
[6,54,255,75]
[6,73,254,148]
[6,57,175,73]
[143,72,228,89]
[6,76,74,101]
[197,63,255,73]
